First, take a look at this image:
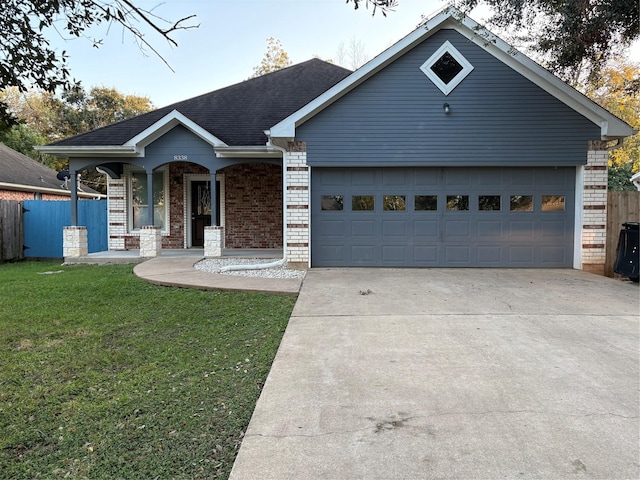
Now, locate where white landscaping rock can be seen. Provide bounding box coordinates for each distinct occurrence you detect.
[194,258,306,279]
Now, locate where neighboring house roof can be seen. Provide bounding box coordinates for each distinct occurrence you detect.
[269,7,636,141]
[0,143,103,198]
[47,59,352,151]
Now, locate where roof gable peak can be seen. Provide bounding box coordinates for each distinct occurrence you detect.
[126,110,227,152]
[269,6,635,141]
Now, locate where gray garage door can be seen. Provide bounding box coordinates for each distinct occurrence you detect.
[311,167,575,267]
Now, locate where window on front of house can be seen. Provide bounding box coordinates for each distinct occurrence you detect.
[130,170,167,230]
[420,41,474,95]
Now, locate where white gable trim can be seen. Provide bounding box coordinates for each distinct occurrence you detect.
[269,7,635,141]
[37,110,228,158]
[126,109,228,150]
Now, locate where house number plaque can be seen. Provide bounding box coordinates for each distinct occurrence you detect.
[173,155,188,160]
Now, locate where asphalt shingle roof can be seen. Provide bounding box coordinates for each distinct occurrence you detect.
[0,143,100,195]
[52,59,352,147]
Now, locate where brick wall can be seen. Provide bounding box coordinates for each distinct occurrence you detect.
[108,162,282,250]
[166,162,209,248]
[0,190,71,201]
[223,163,282,248]
[581,141,609,274]
[120,163,211,250]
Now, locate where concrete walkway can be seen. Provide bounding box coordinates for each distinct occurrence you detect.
[230,268,639,479]
[133,256,302,295]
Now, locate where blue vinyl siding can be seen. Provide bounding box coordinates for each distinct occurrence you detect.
[143,125,214,169]
[297,29,600,167]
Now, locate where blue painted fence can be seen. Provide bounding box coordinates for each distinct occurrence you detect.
[23,200,108,258]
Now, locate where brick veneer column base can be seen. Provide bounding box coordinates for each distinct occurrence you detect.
[63,226,88,258]
[581,142,608,274]
[204,226,225,257]
[140,226,162,257]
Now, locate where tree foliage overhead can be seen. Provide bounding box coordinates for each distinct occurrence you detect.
[0,0,197,130]
[346,0,399,16]
[0,86,153,192]
[348,1,637,83]
[251,38,293,78]
[453,0,638,82]
[584,62,640,190]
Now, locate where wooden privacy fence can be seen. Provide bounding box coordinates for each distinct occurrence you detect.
[606,191,640,277]
[0,200,23,262]
[22,200,108,258]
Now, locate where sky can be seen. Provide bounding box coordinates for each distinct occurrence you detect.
[47,0,639,109]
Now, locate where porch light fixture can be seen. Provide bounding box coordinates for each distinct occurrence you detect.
[443,103,450,114]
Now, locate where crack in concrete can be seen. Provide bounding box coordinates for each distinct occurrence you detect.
[244,410,638,440]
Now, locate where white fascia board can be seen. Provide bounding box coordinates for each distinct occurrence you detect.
[214,145,282,158]
[126,110,228,150]
[270,6,635,141]
[35,145,138,157]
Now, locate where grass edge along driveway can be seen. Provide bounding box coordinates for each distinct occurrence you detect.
[0,261,295,479]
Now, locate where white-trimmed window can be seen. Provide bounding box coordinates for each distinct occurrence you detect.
[129,168,168,230]
[420,41,474,95]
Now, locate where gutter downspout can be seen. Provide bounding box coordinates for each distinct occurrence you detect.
[220,137,288,272]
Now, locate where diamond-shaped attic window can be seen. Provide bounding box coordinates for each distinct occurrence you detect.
[420,41,474,95]
[430,52,463,84]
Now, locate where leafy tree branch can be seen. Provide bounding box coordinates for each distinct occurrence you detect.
[0,0,198,130]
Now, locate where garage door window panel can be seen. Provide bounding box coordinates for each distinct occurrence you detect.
[415,195,438,211]
[321,195,344,211]
[510,195,533,212]
[479,195,501,211]
[446,195,469,211]
[352,195,375,211]
[541,195,565,212]
[383,195,406,211]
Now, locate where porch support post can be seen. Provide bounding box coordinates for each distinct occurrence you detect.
[146,170,154,226]
[210,171,217,226]
[205,169,223,257]
[70,170,78,226]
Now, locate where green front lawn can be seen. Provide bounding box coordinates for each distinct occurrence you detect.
[0,261,295,479]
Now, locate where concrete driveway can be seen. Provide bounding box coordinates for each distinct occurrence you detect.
[230,269,639,479]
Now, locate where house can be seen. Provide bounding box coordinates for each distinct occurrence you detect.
[39,7,635,273]
[0,143,103,200]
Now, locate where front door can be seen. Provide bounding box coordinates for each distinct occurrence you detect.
[191,181,212,247]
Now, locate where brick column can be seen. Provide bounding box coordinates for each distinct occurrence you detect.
[204,226,225,257]
[107,177,127,250]
[139,226,162,258]
[581,141,608,275]
[63,226,88,258]
[285,141,310,266]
